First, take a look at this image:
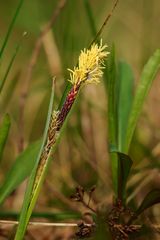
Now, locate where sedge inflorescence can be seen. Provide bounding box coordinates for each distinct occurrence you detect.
[57,41,109,130]
[68,41,109,86]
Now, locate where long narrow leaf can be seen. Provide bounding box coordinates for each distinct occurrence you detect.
[117,61,134,152]
[0,42,21,94]
[15,82,55,239]
[0,140,41,205]
[105,45,118,195]
[83,0,97,38]
[125,49,160,153]
[0,0,24,58]
[128,189,160,224]
[0,114,11,162]
[117,152,133,202]
[0,71,20,110]
[136,189,160,216]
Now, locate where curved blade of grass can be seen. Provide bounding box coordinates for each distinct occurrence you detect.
[0,71,20,111]
[83,0,97,38]
[0,139,41,205]
[0,41,22,94]
[136,189,160,216]
[0,114,11,162]
[105,45,118,195]
[117,152,133,202]
[117,61,134,152]
[14,82,55,240]
[128,189,160,224]
[125,49,160,153]
[0,0,24,59]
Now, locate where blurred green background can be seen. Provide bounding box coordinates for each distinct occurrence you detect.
[0,0,160,239]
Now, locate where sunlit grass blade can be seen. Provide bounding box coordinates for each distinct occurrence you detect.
[0,114,11,162]
[0,140,41,205]
[117,61,134,152]
[105,45,118,195]
[0,41,22,94]
[125,49,160,153]
[14,82,55,239]
[0,0,24,59]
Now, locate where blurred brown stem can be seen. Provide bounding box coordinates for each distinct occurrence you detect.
[90,0,120,46]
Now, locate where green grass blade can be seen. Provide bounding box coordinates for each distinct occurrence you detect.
[117,61,134,152]
[0,114,11,162]
[0,140,41,205]
[125,49,160,153]
[0,41,21,94]
[0,71,20,111]
[0,211,81,221]
[58,82,72,110]
[117,152,133,202]
[0,0,24,59]
[129,189,160,224]
[135,189,160,217]
[14,82,55,240]
[105,45,118,195]
[83,0,97,38]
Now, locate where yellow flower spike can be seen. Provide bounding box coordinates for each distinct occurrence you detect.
[68,40,109,86]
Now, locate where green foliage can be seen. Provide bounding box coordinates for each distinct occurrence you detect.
[105,47,160,200]
[136,189,160,217]
[125,49,160,153]
[0,0,24,59]
[0,0,24,93]
[105,45,118,195]
[117,152,133,202]
[83,0,97,38]
[0,140,41,205]
[0,211,80,221]
[0,114,11,162]
[117,61,134,152]
[0,42,21,94]
[0,1,160,239]
[128,189,160,224]
[0,72,20,110]
[14,84,55,239]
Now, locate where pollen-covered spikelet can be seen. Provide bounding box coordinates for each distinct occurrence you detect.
[56,41,109,129]
[68,40,109,86]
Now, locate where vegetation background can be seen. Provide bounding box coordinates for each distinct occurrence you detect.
[0,0,160,239]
